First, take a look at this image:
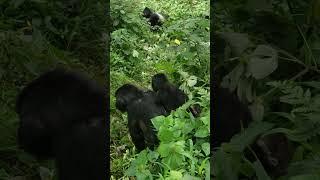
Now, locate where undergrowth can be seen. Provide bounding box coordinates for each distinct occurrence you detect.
[110,0,209,179]
[213,0,320,179]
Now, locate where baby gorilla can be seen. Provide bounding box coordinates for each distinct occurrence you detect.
[142,7,166,27]
[115,84,167,151]
[16,68,107,180]
[151,73,187,112]
[151,73,201,117]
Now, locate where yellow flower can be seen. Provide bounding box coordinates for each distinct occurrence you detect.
[174,39,181,45]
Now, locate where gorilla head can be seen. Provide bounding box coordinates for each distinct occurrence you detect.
[142,7,166,27]
[115,84,144,112]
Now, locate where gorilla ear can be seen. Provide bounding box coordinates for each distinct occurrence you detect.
[116,98,127,112]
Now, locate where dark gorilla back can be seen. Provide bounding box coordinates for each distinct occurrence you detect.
[16,68,107,180]
[115,84,167,151]
[151,73,201,117]
[151,73,188,113]
[127,90,168,150]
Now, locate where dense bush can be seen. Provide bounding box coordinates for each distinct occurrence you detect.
[110,0,209,179]
[213,0,320,179]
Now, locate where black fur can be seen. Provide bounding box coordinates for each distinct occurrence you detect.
[142,7,165,27]
[151,73,188,112]
[115,84,167,151]
[16,68,107,180]
[212,87,293,178]
[251,133,293,178]
[142,7,152,18]
[151,73,200,116]
[212,87,252,148]
[54,117,105,180]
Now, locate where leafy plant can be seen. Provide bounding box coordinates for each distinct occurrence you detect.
[110,0,209,178]
[125,88,210,180]
[213,0,320,179]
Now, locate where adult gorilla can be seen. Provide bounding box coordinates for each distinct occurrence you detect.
[16,68,107,180]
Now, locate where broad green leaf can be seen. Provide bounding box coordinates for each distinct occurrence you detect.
[187,76,197,87]
[159,141,186,169]
[249,101,264,122]
[248,45,278,79]
[195,126,209,138]
[152,116,166,130]
[183,174,201,180]
[213,150,238,180]
[252,161,271,180]
[224,121,273,152]
[216,32,251,55]
[245,79,253,103]
[168,170,183,179]
[222,65,244,91]
[237,78,250,102]
[158,128,174,142]
[201,143,210,156]
[147,151,159,161]
[200,115,210,126]
[265,122,320,142]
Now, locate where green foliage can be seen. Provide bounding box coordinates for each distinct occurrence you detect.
[110,0,209,179]
[214,0,320,179]
[110,0,209,82]
[125,89,210,179]
[111,83,210,179]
